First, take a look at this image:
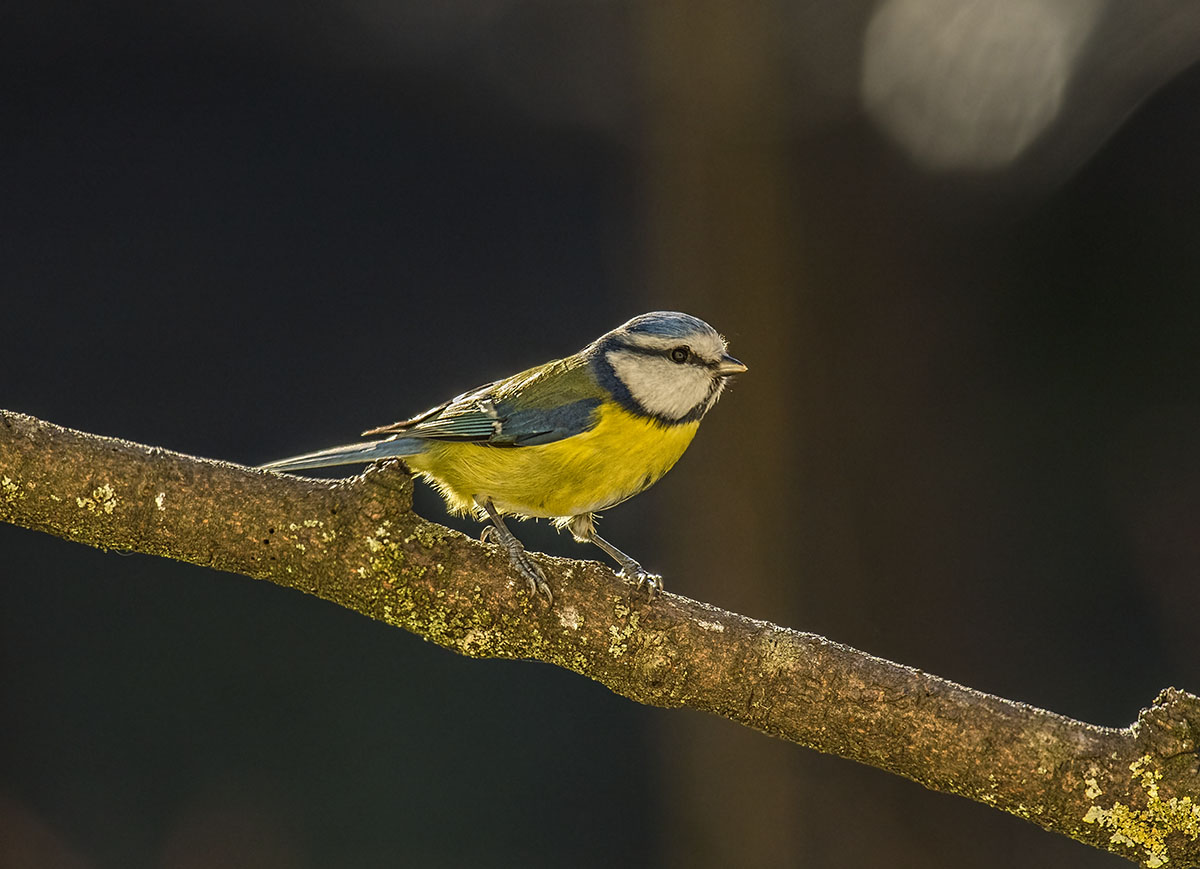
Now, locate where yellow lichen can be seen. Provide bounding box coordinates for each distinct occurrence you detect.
[607,600,640,657]
[76,484,118,514]
[408,521,449,549]
[362,521,405,572]
[1,476,23,503]
[288,518,336,544]
[1082,755,1200,867]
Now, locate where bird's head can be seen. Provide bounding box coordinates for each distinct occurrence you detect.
[588,311,747,423]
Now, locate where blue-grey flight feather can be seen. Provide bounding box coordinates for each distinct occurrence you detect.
[259,437,425,472]
[260,367,603,471]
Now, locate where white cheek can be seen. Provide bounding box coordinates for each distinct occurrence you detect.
[608,352,713,420]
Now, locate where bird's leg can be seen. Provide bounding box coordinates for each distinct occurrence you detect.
[566,514,663,597]
[589,533,664,597]
[475,497,552,604]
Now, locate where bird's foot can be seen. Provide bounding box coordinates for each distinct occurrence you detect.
[622,567,664,598]
[477,504,553,605]
[588,531,664,599]
[509,547,553,605]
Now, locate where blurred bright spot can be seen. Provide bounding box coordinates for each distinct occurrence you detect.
[861,0,1102,171]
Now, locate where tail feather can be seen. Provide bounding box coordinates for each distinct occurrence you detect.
[260,437,423,473]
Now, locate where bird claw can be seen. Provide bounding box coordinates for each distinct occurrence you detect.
[476,501,553,606]
[529,574,554,606]
[510,550,553,606]
[621,568,664,598]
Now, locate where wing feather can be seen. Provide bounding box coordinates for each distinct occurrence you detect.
[360,355,606,447]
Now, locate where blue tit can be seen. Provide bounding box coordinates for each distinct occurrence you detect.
[261,311,747,604]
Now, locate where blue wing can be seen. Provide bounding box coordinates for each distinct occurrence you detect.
[362,357,605,448]
[364,384,602,447]
[491,399,603,446]
[263,359,604,473]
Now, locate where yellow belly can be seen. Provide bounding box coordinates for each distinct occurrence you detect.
[405,402,700,520]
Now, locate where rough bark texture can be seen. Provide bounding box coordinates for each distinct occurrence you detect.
[2,409,1197,867]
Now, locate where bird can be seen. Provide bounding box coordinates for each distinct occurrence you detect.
[260,311,747,604]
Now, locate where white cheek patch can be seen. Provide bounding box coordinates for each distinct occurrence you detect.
[607,350,714,420]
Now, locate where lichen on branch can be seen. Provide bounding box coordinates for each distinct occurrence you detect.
[1,408,1197,867]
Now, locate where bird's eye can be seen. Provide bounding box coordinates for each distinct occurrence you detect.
[670,346,689,364]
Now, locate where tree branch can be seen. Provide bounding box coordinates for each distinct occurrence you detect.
[1,409,1197,866]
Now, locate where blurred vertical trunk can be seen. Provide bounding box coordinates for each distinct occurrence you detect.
[633,3,809,865]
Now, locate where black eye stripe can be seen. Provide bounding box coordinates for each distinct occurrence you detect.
[606,337,717,366]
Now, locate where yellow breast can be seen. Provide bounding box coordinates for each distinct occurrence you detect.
[405,402,700,520]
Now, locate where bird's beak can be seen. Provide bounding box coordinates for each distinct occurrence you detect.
[715,353,748,376]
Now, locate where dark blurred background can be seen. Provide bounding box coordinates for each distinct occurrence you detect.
[3,1,1199,866]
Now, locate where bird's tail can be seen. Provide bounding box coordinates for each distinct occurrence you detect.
[259,437,424,473]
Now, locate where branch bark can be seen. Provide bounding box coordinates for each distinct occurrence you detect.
[1,409,1197,867]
